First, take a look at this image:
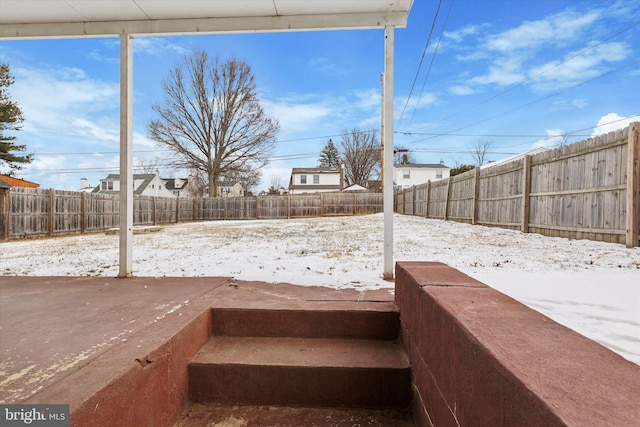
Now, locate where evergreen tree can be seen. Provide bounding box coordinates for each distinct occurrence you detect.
[450,164,475,176]
[318,139,340,168]
[0,63,32,172]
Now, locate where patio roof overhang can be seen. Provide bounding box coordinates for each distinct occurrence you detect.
[0,0,412,38]
[0,0,414,279]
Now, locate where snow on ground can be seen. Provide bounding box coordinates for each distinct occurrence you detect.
[1,213,639,364]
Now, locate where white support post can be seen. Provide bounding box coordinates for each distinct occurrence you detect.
[383,26,395,280]
[118,34,133,277]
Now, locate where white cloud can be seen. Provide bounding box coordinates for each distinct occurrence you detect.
[448,6,629,94]
[86,49,118,64]
[444,24,485,43]
[591,113,637,137]
[258,161,294,192]
[354,88,380,110]
[308,57,349,76]
[485,10,600,52]
[13,66,119,139]
[469,57,526,86]
[262,97,334,134]
[133,37,190,57]
[449,85,475,96]
[548,98,589,111]
[528,42,629,91]
[533,128,566,149]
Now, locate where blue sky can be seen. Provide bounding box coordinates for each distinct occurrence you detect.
[1,0,639,192]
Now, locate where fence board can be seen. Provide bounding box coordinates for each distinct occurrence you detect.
[2,191,383,240]
[393,124,639,246]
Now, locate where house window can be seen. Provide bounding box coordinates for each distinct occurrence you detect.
[102,181,113,190]
[436,171,443,179]
[300,175,307,184]
[403,170,410,179]
[101,182,107,190]
[313,175,320,184]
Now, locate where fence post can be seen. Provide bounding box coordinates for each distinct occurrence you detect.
[222,196,227,219]
[444,178,451,220]
[412,185,417,216]
[193,198,197,221]
[425,180,431,218]
[81,191,87,234]
[354,193,357,215]
[471,167,480,224]
[48,188,55,237]
[626,122,640,248]
[287,195,291,219]
[522,155,532,234]
[152,196,157,225]
[0,186,8,240]
[176,196,180,223]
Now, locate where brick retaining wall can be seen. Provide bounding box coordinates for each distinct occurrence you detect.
[395,261,640,426]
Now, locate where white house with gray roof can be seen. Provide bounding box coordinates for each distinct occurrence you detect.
[288,167,345,194]
[394,162,451,189]
[93,172,176,198]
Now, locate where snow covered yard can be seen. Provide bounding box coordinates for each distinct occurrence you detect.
[1,213,639,365]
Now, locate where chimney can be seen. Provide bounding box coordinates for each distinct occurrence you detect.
[80,178,89,189]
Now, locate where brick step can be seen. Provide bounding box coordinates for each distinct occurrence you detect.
[211,304,400,339]
[173,403,414,426]
[188,336,411,408]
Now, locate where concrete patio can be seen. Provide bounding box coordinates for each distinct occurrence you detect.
[0,275,410,426]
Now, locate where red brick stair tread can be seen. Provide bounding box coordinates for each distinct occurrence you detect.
[191,336,409,369]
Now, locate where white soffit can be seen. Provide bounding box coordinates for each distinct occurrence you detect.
[0,0,414,39]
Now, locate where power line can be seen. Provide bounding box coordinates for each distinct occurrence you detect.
[407,0,455,127]
[404,58,640,146]
[405,18,640,135]
[397,0,444,126]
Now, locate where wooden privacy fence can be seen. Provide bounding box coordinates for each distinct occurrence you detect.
[0,190,382,240]
[395,123,640,248]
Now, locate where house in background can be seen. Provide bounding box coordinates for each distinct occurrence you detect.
[79,178,94,193]
[394,162,451,190]
[0,174,39,188]
[217,180,244,197]
[93,172,176,198]
[288,167,344,194]
[342,183,368,192]
[162,176,205,198]
[480,147,548,169]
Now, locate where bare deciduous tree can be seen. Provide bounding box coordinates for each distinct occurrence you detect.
[471,139,492,166]
[340,128,380,187]
[555,132,569,148]
[136,158,160,175]
[148,51,279,197]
